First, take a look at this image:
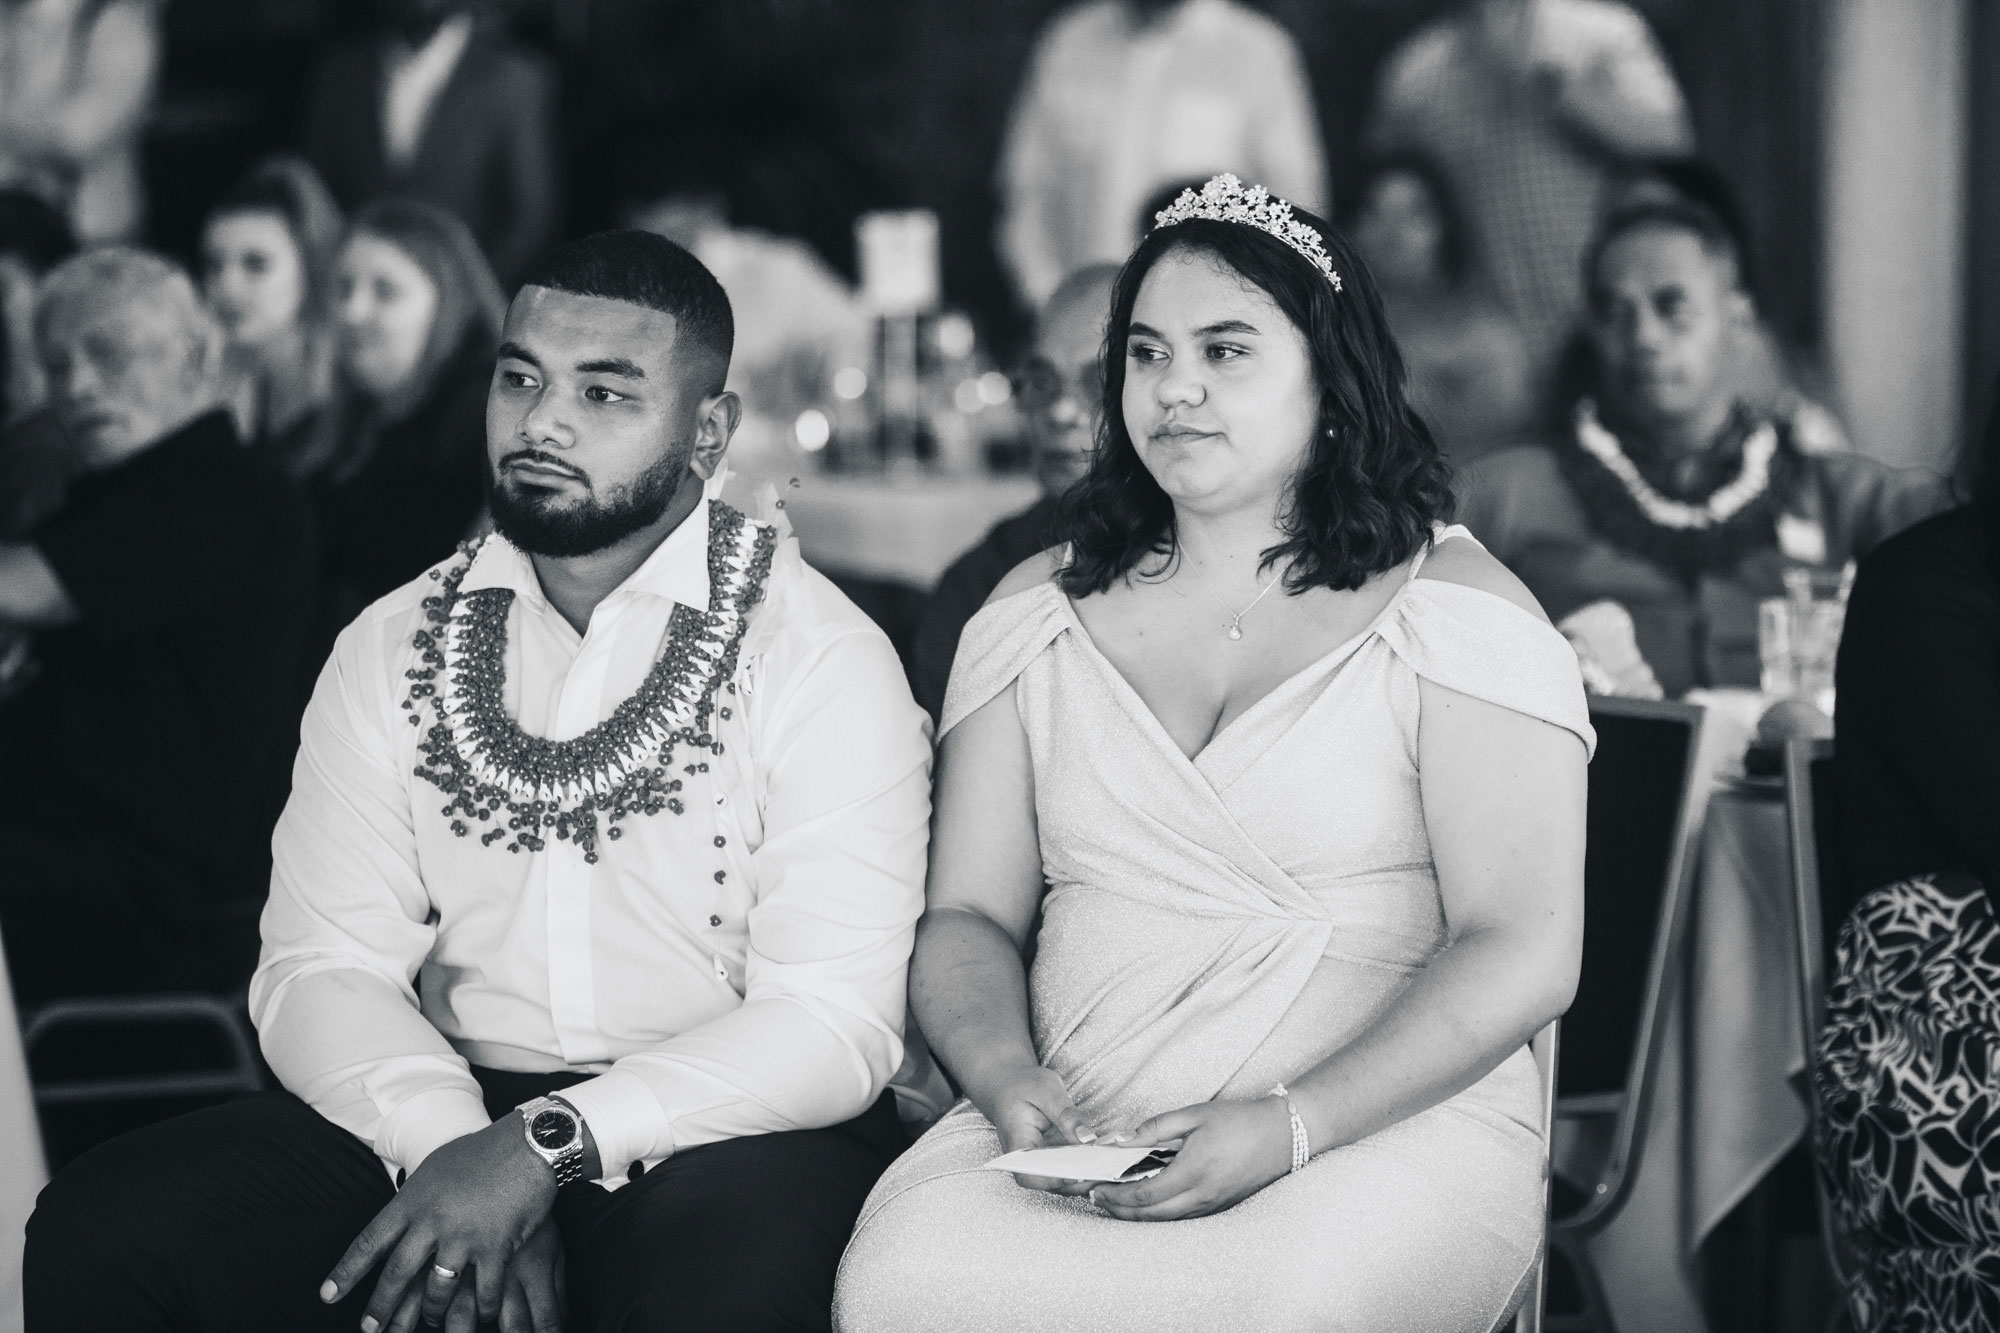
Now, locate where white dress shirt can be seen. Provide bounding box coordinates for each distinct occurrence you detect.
[381,13,474,171]
[997,0,1329,308]
[251,495,934,1186]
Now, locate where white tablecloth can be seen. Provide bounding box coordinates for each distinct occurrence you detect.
[721,469,1041,589]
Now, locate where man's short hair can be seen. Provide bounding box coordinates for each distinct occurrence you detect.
[35,247,222,373]
[519,230,735,390]
[1583,199,1745,305]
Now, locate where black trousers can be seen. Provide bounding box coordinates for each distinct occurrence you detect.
[24,1067,905,1332]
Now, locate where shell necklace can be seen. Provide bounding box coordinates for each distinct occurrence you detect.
[405,500,776,862]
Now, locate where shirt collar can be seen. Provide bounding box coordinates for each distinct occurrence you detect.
[461,495,714,615]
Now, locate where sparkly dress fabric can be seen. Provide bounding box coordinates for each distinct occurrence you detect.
[833,527,1595,1333]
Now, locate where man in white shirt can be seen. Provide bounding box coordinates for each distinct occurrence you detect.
[997,0,1328,311]
[1369,0,1693,385]
[25,230,934,1332]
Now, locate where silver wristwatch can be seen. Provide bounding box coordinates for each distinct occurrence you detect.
[517,1096,588,1187]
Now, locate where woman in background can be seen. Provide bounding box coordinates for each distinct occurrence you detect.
[1347,154,1531,465]
[835,176,1589,1331]
[313,197,501,630]
[1821,379,2000,1332]
[200,156,343,465]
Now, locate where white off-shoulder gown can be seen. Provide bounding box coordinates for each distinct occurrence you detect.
[834,527,1595,1333]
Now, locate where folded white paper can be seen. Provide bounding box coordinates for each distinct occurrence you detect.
[983,1144,1170,1183]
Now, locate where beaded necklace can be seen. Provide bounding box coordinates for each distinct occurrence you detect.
[404,500,777,863]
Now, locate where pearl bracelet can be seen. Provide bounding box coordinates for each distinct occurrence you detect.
[1268,1083,1310,1173]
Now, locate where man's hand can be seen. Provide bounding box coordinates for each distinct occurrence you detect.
[499,1215,566,1333]
[320,1114,557,1332]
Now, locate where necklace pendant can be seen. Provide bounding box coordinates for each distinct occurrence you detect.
[1227,622,1243,641]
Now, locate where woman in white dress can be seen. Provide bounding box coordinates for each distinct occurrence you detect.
[834,175,1591,1331]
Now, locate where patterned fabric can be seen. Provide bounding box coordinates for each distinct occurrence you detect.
[1369,0,1691,377]
[1815,873,2000,1332]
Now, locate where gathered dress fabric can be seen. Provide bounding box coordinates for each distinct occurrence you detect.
[833,526,1594,1332]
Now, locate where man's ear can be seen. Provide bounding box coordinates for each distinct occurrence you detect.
[688,389,742,480]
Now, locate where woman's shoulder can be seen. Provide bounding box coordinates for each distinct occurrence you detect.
[940,549,1071,738]
[986,546,1068,607]
[1387,530,1594,754]
[1412,530,1551,626]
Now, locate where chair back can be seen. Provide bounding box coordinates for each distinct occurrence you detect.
[1783,740,1840,1039]
[1782,738,1863,1324]
[1510,1020,1560,1333]
[1562,697,1705,1218]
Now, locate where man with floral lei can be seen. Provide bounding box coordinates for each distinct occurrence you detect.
[1459,198,1950,697]
[26,230,934,1332]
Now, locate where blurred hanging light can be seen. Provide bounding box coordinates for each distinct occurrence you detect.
[832,366,868,400]
[794,409,832,451]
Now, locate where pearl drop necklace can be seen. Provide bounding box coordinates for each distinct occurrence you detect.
[1184,567,1282,641]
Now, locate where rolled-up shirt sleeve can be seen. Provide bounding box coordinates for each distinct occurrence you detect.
[560,625,933,1175]
[250,606,491,1175]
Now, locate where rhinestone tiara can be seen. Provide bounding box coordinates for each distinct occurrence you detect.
[1152,173,1342,292]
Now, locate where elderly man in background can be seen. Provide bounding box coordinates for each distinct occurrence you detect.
[0,248,315,1009]
[1458,200,1949,698]
[909,263,1117,719]
[997,0,1326,312]
[1369,0,1692,388]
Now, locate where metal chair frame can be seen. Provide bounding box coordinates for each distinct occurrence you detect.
[1781,738,1862,1333]
[1505,1020,1561,1333]
[23,992,265,1109]
[1548,696,1709,1332]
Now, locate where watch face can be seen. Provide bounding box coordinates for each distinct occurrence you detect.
[530,1108,577,1151]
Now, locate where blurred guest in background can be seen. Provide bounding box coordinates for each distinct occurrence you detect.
[200,156,344,465]
[629,186,870,469]
[1347,154,1532,464]
[0,188,75,539]
[303,0,559,287]
[0,248,314,1007]
[310,197,501,635]
[909,262,1117,719]
[1459,201,1948,697]
[1818,381,2000,1333]
[1369,0,1691,389]
[1609,154,1850,455]
[0,0,157,244]
[997,0,1327,311]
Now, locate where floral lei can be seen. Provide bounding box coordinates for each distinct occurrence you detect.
[1557,399,1799,575]
[402,501,778,863]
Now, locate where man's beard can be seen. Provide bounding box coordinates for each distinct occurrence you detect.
[488,450,691,558]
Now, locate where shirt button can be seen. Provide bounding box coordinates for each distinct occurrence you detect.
[709,914,722,927]
[713,870,727,884]
[714,793,727,807]
[713,835,726,848]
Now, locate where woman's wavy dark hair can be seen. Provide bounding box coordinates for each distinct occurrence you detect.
[1056,207,1455,598]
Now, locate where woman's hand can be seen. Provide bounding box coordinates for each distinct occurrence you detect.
[1089,1097,1293,1221]
[974,1063,1102,1196]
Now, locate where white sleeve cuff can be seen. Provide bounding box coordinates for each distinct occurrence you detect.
[376,1086,492,1176]
[558,1068,673,1181]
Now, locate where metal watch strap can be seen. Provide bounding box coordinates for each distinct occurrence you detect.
[518,1096,588,1187]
